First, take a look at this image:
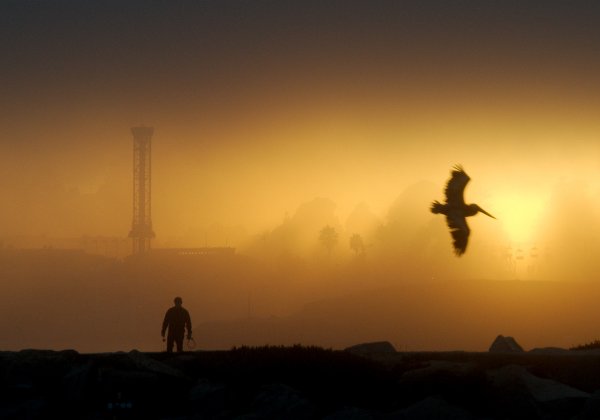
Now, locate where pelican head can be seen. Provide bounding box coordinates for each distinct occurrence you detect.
[475,205,495,219]
[465,204,495,218]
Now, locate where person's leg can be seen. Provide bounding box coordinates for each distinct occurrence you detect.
[167,334,175,353]
[175,335,184,352]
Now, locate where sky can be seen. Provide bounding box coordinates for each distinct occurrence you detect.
[3,1,600,351]
[2,0,600,256]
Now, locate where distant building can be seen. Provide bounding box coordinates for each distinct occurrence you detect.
[124,247,235,265]
[147,247,235,258]
[0,248,110,266]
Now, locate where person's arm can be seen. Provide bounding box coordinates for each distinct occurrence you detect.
[161,310,170,337]
[185,311,192,339]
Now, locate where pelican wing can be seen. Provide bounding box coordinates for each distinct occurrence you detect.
[446,214,470,256]
[444,165,470,207]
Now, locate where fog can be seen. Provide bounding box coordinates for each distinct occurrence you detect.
[2,1,600,352]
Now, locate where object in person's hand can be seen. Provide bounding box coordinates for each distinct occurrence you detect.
[186,337,196,350]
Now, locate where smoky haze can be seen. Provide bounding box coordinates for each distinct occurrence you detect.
[2,1,600,352]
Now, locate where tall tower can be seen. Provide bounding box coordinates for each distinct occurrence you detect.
[129,126,155,254]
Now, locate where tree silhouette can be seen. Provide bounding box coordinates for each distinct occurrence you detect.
[319,225,338,255]
[349,233,365,256]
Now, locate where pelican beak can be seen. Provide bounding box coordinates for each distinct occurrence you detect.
[479,208,496,219]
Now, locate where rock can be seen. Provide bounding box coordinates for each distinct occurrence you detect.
[400,361,478,383]
[397,361,483,416]
[391,396,474,420]
[188,378,227,417]
[488,335,524,353]
[323,406,377,419]
[573,389,600,420]
[245,383,315,419]
[0,399,48,419]
[98,367,159,390]
[528,347,571,355]
[488,365,589,402]
[62,361,95,402]
[345,341,397,355]
[486,365,589,418]
[127,350,185,379]
[96,368,161,418]
[3,349,80,398]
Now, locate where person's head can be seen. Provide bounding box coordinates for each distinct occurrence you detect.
[174,297,183,307]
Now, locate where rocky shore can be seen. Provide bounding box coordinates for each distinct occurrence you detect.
[2,345,600,419]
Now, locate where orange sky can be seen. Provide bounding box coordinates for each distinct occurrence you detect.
[2,1,600,268]
[3,2,600,352]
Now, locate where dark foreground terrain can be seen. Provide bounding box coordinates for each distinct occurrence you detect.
[2,345,600,419]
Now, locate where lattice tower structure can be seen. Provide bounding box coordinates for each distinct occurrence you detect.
[128,126,155,254]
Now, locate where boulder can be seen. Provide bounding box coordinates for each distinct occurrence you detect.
[323,406,377,419]
[3,349,80,397]
[399,361,478,383]
[487,365,589,403]
[62,361,95,402]
[574,389,600,420]
[486,364,589,418]
[488,335,524,353]
[397,361,483,415]
[0,399,48,420]
[391,396,474,420]
[244,383,315,419]
[127,350,185,379]
[98,367,159,390]
[344,341,396,355]
[188,379,227,417]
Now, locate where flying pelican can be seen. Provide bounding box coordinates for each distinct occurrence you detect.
[431,165,495,256]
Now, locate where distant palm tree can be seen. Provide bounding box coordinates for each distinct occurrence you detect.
[319,225,338,255]
[349,234,365,256]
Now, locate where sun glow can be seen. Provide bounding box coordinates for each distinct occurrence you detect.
[490,191,546,244]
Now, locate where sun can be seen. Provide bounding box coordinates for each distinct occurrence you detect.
[489,191,546,244]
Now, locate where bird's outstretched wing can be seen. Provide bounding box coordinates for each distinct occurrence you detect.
[444,165,470,207]
[446,214,470,256]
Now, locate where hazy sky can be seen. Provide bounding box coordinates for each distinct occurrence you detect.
[4,1,600,352]
[2,0,600,247]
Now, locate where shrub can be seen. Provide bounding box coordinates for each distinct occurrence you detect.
[570,339,600,351]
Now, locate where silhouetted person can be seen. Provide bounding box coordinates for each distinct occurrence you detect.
[161,297,192,353]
